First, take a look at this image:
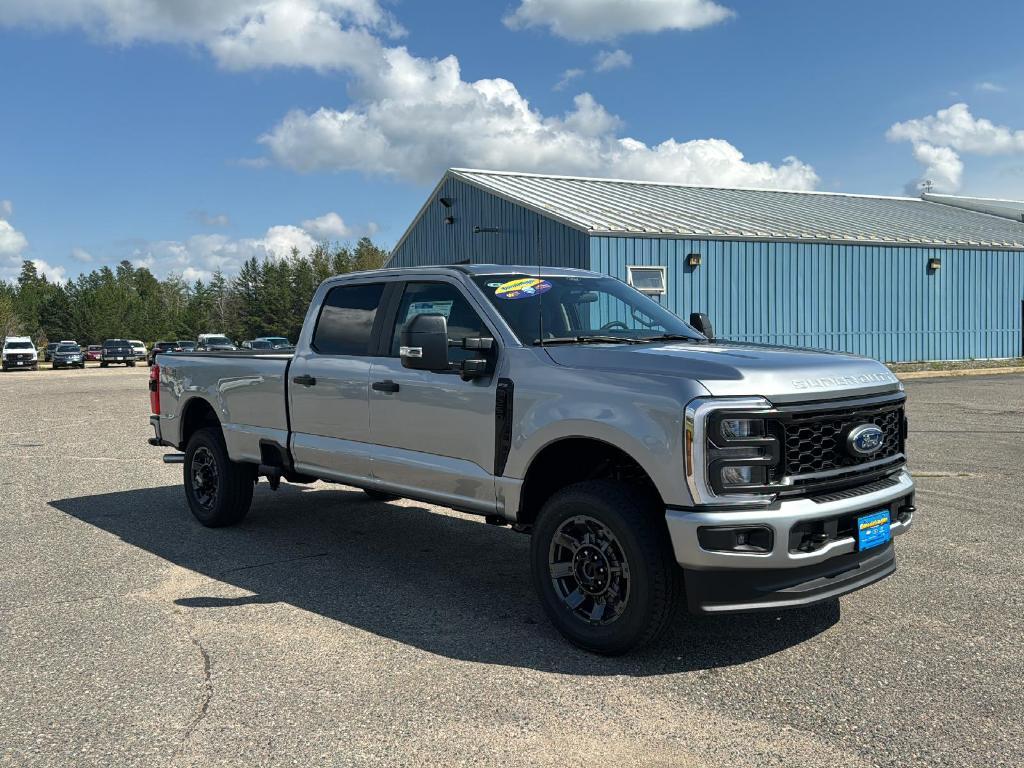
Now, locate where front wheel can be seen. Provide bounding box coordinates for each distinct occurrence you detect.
[183,427,255,527]
[100,362,108,368]
[530,480,682,655]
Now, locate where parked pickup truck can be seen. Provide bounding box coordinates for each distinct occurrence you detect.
[148,265,915,655]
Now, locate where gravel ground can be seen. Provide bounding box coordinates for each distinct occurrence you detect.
[0,367,1021,767]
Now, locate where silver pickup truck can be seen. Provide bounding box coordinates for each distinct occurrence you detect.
[148,264,915,655]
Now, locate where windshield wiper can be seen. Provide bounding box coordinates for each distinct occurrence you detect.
[533,335,644,346]
[635,334,702,343]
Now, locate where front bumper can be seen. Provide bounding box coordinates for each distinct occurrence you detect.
[666,470,914,613]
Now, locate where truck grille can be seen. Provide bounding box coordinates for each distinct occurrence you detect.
[5,353,32,361]
[779,398,904,479]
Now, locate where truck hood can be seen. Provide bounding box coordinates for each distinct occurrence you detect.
[543,341,900,403]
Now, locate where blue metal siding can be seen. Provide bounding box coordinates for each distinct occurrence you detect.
[591,237,1024,362]
[389,177,588,269]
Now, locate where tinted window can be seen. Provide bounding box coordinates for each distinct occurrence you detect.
[469,274,700,344]
[313,282,385,356]
[389,282,490,362]
[57,344,79,352]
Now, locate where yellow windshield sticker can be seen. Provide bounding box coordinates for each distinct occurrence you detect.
[494,278,553,300]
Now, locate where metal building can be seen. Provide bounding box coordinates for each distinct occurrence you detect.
[388,169,1024,362]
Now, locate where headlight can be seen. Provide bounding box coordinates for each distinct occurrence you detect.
[685,398,780,506]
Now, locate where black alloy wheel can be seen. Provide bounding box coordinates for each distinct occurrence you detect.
[547,515,631,626]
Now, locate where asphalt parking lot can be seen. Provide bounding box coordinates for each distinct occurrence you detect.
[1,367,1021,767]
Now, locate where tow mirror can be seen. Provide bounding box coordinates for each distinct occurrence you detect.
[400,314,450,371]
[689,312,714,340]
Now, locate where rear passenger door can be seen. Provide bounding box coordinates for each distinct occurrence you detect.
[289,281,389,484]
[367,279,500,512]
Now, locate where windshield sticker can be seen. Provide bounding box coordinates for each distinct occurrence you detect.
[494,278,552,300]
[405,300,454,322]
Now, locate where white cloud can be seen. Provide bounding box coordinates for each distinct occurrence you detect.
[71,247,94,263]
[0,207,31,282]
[261,49,817,189]
[0,0,401,72]
[504,0,733,41]
[887,103,1024,191]
[128,211,370,281]
[33,259,68,284]
[0,220,29,259]
[301,211,352,239]
[554,67,584,91]
[594,49,632,72]
[910,143,963,193]
[976,81,1006,93]
[888,103,1024,156]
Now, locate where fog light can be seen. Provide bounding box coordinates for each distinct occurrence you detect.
[719,464,767,487]
[697,526,773,553]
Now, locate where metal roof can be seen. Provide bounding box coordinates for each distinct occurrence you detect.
[448,168,1024,249]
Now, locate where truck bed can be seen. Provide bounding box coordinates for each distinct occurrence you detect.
[155,351,293,464]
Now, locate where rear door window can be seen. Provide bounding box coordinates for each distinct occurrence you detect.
[312,282,386,356]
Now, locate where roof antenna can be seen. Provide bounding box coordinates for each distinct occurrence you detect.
[918,179,934,196]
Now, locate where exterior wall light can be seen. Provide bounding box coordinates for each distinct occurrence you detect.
[687,253,702,268]
[444,215,454,225]
[928,257,941,271]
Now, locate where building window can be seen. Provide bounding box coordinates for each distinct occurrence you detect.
[627,266,667,296]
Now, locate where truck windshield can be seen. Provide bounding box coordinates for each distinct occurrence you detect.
[204,336,232,346]
[470,274,703,345]
[5,341,33,350]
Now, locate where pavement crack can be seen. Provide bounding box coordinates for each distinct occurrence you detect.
[219,551,328,577]
[182,637,213,741]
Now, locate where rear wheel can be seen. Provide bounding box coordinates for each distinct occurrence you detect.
[530,480,682,655]
[100,362,108,368]
[362,488,402,502]
[183,427,255,527]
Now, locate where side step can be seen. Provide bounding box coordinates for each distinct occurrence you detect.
[162,453,185,464]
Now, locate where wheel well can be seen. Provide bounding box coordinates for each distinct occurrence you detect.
[179,398,220,449]
[517,438,661,526]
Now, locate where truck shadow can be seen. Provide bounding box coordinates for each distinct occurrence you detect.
[49,483,839,675]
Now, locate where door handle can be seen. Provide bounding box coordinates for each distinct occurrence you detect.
[293,374,317,386]
[372,380,400,393]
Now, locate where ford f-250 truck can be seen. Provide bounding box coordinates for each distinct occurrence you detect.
[148,265,915,655]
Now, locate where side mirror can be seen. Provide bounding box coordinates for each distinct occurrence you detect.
[400,313,450,371]
[689,312,714,340]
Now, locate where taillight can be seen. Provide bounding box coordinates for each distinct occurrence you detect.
[149,363,160,415]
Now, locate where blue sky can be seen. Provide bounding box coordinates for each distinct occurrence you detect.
[1,0,1023,283]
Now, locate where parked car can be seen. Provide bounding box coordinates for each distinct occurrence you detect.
[100,339,136,367]
[128,339,147,361]
[51,343,85,369]
[85,345,103,361]
[177,340,197,353]
[44,342,59,362]
[148,265,915,655]
[241,340,272,350]
[147,341,182,366]
[2,336,38,371]
[254,336,293,350]
[196,334,238,352]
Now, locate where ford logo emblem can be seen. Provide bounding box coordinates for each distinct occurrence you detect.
[847,424,884,457]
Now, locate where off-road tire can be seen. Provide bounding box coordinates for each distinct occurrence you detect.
[183,426,256,527]
[530,480,682,655]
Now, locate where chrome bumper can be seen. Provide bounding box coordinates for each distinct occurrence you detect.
[665,470,914,570]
